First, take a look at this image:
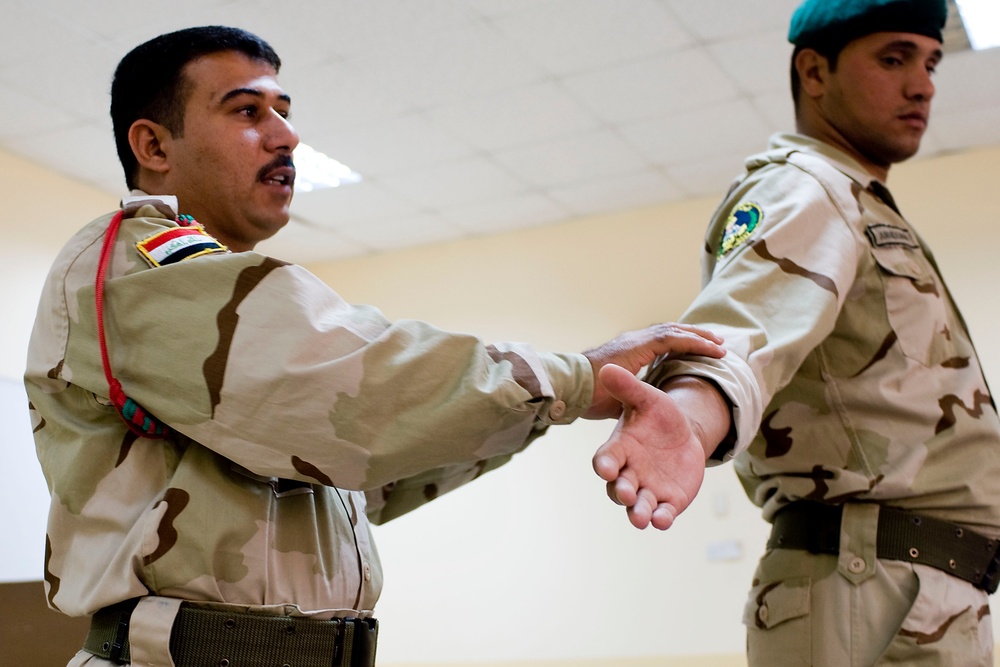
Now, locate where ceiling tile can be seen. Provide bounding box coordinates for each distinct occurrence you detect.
[377,156,527,209]
[281,60,418,135]
[31,0,238,44]
[931,47,1000,115]
[239,0,482,64]
[750,91,797,135]
[561,48,739,124]
[424,81,603,152]
[0,39,120,124]
[661,0,801,42]
[343,21,546,111]
[547,168,684,216]
[464,0,553,19]
[1,2,59,68]
[492,0,691,76]
[336,212,467,252]
[0,83,79,141]
[443,192,572,235]
[621,99,772,167]
[308,113,476,178]
[492,128,648,189]
[707,30,793,95]
[289,181,417,229]
[666,154,749,199]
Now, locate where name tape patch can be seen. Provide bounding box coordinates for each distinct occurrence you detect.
[865,224,918,249]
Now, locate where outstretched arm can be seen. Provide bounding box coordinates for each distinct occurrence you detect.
[592,364,732,530]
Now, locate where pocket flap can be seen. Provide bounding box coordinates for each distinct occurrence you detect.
[743,577,811,630]
[870,244,925,281]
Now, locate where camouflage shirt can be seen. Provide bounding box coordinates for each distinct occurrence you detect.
[648,134,1000,535]
[25,194,593,619]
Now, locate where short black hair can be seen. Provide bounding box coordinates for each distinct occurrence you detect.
[111,26,281,190]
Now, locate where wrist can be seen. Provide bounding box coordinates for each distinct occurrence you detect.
[657,375,732,460]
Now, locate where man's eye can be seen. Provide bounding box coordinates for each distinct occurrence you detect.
[237,106,258,117]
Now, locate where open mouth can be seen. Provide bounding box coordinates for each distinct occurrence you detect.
[262,169,295,186]
[258,157,296,188]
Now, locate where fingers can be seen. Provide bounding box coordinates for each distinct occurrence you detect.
[625,488,662,530]
[666,323,724,345]
[650,503,679,531]
[582,322,726,380]
[652,328,726,360]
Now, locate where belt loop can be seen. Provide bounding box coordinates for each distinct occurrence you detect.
[128,596,182,667]
[839,503,879,585]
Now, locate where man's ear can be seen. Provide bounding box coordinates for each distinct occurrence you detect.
[795,48,830,99]
[128,119,173,176]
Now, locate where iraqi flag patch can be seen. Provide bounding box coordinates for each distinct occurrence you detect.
[136,225,228,267]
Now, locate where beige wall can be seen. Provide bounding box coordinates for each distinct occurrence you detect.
[2,144,1000,666]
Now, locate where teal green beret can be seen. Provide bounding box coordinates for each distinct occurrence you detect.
[788,0,947,47]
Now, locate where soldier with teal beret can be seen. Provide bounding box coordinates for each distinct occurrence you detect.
[595,0,1000,664]
[24,25,736,667]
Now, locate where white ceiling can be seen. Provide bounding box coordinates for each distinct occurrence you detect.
[3,0,1000,264]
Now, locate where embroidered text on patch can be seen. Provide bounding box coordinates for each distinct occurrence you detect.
[718,202,763,258]
[865,224,918,249]
[136,226,228,267]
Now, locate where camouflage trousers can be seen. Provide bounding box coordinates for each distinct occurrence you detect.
[743,503,993,666]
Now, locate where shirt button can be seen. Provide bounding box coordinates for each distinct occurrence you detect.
[363,562,372,581]
[848,557,866,574]
[758,604,769,624]
[549,400,567,420]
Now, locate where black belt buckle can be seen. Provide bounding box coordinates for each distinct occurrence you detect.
[807,504,842,555]
[979,540,1000,594]
[333,617,378,667]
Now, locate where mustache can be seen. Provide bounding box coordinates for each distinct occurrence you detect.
[257,154,296,182]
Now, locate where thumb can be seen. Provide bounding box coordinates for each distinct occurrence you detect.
[598,363,649,410]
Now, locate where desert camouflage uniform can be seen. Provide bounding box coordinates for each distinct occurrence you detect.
[25,194,593,665]
[648,134,1000,665]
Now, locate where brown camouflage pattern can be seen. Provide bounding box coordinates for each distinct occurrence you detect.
[648,134,1000,662]
[25,194,592,625]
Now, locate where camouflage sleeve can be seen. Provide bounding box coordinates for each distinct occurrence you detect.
[646,162,864,460]
[58,213,593,493]
[364,454,521,524]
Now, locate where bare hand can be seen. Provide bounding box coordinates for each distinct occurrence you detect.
[581,323,724,419]
[592,365,719,530]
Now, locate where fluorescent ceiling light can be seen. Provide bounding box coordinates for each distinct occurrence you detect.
[957,0,1000,50]
[293,143,362,192]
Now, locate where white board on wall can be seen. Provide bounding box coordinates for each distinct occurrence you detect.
[0,375,49,583]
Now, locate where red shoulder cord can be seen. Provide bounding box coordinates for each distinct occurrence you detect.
[95,210,170,438]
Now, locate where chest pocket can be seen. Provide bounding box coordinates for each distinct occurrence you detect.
[870,243,952,367]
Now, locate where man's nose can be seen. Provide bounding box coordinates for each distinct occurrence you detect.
[266,110,300,153]
[908,67,935,102]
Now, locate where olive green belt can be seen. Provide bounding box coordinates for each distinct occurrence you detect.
[83,598,377,667]
[768,501,1000,593]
